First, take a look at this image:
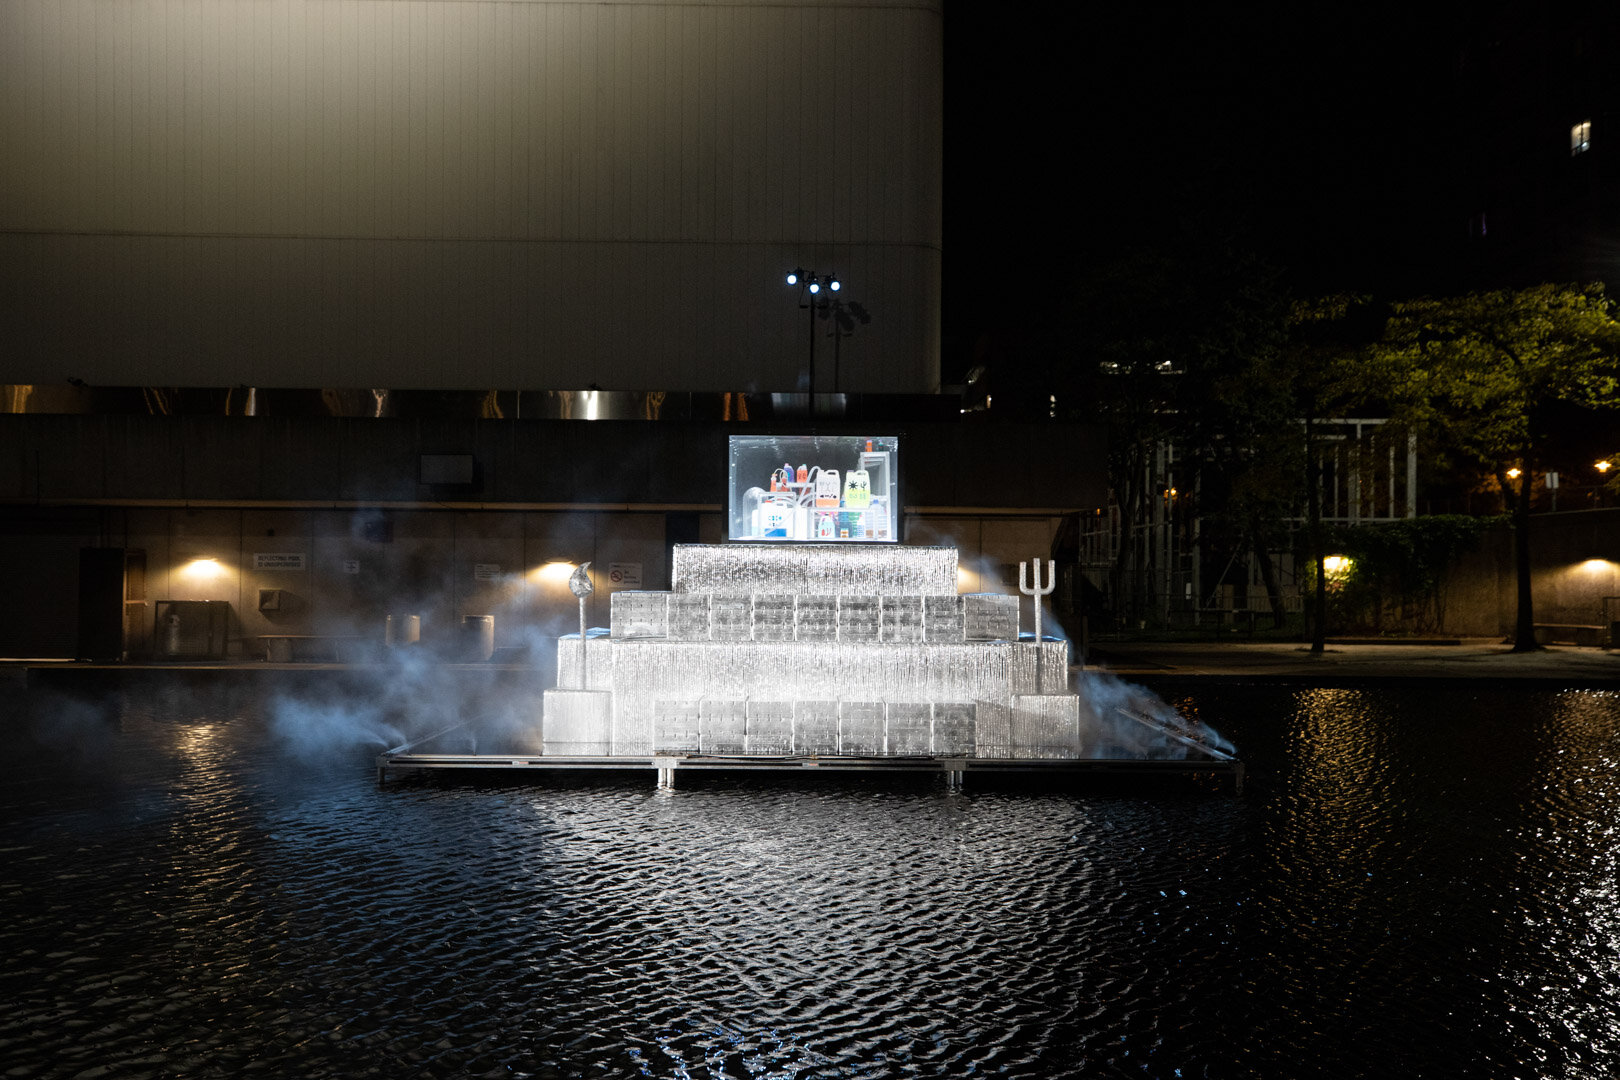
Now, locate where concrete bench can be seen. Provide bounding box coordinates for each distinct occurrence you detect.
[1531,624,1607,647]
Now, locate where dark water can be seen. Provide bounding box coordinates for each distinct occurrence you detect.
[3,676,1619,1079]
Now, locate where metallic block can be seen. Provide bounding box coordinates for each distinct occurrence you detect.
[793,700,840,754]
[795,595,839,641]
[610,591,668,640]
[653,700,701,753]
[838,700,885,755]
[1010,693,1082,759]
[612,695,653,755]
[710,596,753,641]
[973,700,1013,758]
[555,635,614,691]
[924,595,965,642]
[880,596,925,643]
[700,699,747,753]
[745,700,794,754]
[963,593,1020,641]
[752,594,796,641]
[791,641,840,698]
[1010,641,1072,695]
[667,594,711,641]
[672,544,957,596]
[542,689,613,754]
[838,596,881,642]
[885,702,933,755]
[829,644,886,700]
[932,702,977,756]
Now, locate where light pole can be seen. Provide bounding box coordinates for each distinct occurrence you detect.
[786,268,840,397]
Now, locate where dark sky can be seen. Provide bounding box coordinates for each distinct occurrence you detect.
[939,3,1575,376]
[946,6,1456,293]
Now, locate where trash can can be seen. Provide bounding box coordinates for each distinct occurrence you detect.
[460,615,494,661]
[385,614,420,647]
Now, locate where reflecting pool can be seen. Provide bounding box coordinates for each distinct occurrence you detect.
[2,675,1618,1079]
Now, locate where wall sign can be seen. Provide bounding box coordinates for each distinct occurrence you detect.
[474,563,502,581]
[254,553,306,570]
[608,563,642,587]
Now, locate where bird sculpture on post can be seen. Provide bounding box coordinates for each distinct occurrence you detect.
[569,562,594,689]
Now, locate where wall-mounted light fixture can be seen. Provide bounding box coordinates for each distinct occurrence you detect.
[178,555,224,581]
[533,560,578,585]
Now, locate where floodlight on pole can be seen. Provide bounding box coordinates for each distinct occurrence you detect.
[786,267,841,402]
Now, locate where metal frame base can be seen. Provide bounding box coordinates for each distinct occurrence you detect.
[376,749,1244,793]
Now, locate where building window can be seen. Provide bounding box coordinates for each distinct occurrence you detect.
[1571,120,1591,155]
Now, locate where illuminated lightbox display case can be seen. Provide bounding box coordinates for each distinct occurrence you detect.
[728,435,899,542]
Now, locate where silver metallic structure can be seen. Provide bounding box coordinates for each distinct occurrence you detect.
[542,544,1081,763]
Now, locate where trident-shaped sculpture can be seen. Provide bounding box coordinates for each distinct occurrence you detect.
[1020,558,1055,688]
[1019,558,1055,644]
[569,562,594,689]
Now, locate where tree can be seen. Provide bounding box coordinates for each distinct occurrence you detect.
[1374,284,1620,650]
[1065,244,1292,628]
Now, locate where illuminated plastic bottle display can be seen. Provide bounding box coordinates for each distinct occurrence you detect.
[729,435,897,543]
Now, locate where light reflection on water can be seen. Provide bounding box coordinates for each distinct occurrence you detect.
[1,677,1618,1079]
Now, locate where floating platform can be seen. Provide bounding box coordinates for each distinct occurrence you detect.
[375,745,1245,793]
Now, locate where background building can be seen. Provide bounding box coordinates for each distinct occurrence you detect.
[0,1,1113,662]
[1,0,942,394]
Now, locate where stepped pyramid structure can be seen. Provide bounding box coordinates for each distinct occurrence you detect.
[542,544,1080,759]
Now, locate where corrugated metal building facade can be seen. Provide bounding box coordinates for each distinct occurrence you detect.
[0,0,943,392]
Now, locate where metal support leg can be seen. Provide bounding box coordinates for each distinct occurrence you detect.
[657,760,677,790]
[945,769,964,793]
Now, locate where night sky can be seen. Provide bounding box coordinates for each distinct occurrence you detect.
[942,2,1618,381]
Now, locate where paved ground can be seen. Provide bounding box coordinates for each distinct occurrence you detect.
[1083,637,1620,681]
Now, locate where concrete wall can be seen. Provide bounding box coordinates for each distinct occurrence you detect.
[0,504,1069,660]
[0,414,1109,510]
[130,505,677,656]
[0,0,942,393]
[1439,510,1620,637]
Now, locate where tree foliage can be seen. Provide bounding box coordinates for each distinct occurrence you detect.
[1375,284,1620,472]
[1320,515,1501,635]
[1372,283,1620,647]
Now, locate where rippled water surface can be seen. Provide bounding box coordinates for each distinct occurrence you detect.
[3,674,1620,1079]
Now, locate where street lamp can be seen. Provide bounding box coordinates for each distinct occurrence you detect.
[786,268,840,397]
[785,268,865,399]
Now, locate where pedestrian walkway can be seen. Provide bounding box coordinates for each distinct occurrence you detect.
[1083,637,1619,682]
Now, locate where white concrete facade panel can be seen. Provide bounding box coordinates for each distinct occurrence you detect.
[0,0,943,391]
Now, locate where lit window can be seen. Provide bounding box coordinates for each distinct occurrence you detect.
[1571,120,1591,155]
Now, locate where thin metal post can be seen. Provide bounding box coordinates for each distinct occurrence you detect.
[808,297,817,400]
[1020,557,1056,690]
[569,562,594,689]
